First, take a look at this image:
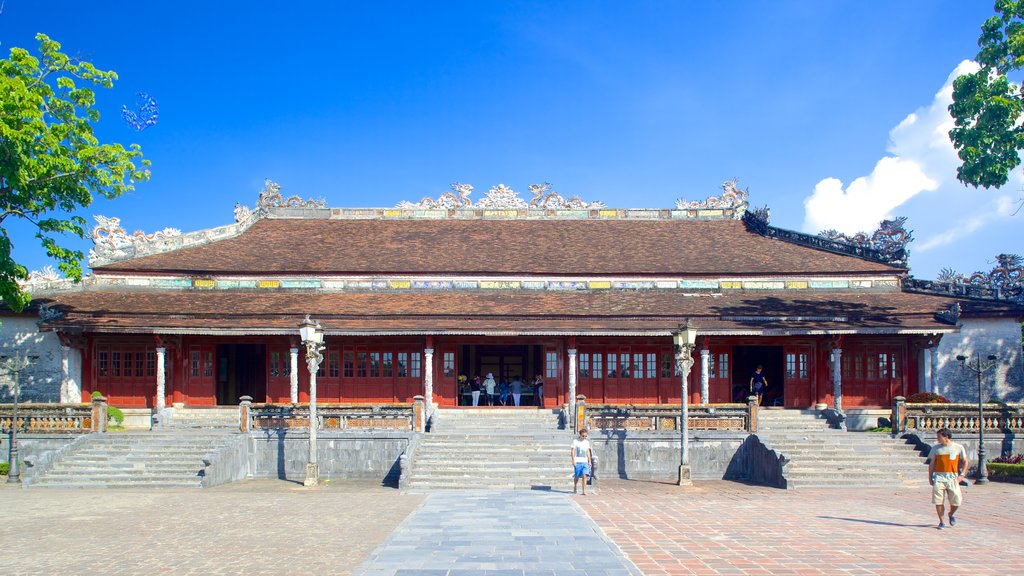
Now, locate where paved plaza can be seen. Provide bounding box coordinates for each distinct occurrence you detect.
[2,479,1023,575]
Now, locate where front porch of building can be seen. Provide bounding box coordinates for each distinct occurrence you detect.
[75,331,928,412]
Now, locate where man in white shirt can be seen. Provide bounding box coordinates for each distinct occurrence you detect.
[571,428,593,495]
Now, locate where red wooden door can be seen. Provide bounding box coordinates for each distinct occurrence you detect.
[187,345,216,406]
[784,347,812,407]
[435,347,457,406]
[708,348,733,403]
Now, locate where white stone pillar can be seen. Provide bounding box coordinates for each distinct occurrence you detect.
[567,348,578,418]
[289,347,299,404]
[699,348,710,405]
[423,347,434,409]
[923,348,933,394]
[831,348,843,412]
[930,346,940,397]
[60,345,70,403]
[156,347,167,412]
[65,347,82,404]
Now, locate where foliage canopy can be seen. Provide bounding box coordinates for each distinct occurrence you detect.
[949,0,1024,189]
[0,34,149,311]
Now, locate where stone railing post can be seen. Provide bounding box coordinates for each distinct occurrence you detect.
[239,396,253,432]
[91,395,108,433]
[413,395,425,432]
[891,396,905,436]
[746,395,759,433]
[575,395,587,434]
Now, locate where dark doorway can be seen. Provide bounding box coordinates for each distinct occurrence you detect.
[216,344,267,404]
[458,344,542,406]
[733,346,784,406]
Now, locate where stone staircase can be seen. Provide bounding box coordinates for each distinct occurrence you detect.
[29,429,240,489]
[756,409,927,489]
[404,408,574,491]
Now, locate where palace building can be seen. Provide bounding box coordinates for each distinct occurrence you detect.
[13,180,1024,414]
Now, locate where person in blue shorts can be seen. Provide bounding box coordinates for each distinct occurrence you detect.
[750,365,768,406]
[571,428,593,495]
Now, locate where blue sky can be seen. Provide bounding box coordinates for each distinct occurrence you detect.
[3,1,1019,279]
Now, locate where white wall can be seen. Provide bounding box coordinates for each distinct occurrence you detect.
[0,314,71,403]
[935,317,1024,402]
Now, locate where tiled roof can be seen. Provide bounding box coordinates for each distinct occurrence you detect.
[36,288,1012,335]
[94,219,900,276]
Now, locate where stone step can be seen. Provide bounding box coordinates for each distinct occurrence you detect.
[30,475,202,483]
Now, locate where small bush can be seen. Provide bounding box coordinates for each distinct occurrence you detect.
[991,453,1023,464]
[905,392,949,404]
[867,426,892,433]
[0,462,9,475]
[987,462,1024,477]
[89,391,124,425]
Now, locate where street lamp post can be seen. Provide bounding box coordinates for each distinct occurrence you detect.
[299,315,325,487]
[4,353,32,484]
[956,352,998,485]
[673,320,697,486]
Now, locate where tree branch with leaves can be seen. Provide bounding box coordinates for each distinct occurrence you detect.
[0,33,149,311]
[949,0,1024,189]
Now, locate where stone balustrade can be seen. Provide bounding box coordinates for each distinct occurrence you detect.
[892,397,1024,435]
[0,403,96,433]
[244,403,414,432]
[583,402,755,433]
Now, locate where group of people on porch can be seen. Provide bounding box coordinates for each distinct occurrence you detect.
[461,374,545,407]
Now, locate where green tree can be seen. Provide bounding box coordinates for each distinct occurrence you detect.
[0,34,149,311]
[949,0,1024,189]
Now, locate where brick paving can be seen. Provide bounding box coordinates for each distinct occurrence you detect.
[577,479,1024,576]
[3,478,1023,575]
[0,480,424,576]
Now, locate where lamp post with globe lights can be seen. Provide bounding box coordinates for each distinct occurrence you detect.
[299,316,325,487]
[956,352,998,484]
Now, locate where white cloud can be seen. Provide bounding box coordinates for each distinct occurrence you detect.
[801,60,979,235]
[801,60,1024,278]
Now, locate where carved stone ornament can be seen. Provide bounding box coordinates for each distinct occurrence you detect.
[37,303,64,323]
[676,179,750,210]
[234,202,253,223]
[19,266,62,287]
[396,182,604,210]
[475,184,529,209]
[924,254,1024,302]
[90,215,182,261]
[819,217,914,268]
[741,205,771,235]
[527,183,605,209]
[934,302,962,325]
[396,182,474,209]
[255,180,326,210]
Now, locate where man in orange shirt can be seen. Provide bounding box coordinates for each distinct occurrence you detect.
[926,428,969,530]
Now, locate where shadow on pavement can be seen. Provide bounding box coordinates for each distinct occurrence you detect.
[818,515,933,528]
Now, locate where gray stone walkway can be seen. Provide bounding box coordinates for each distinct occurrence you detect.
[354,490,641,576]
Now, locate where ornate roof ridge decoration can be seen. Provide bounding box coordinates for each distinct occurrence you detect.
[527,183,606,209]
[88,215,183,266]
[254,179,326,212]
[741,208,909,268]
[675,178,749,212]
[395,182,605,211]
[18,266,64,289]
[396,183,474,209]
[906,254,1023,303]
[818,217,913,268]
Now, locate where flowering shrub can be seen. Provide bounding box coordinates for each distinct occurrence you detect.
[991,453,1023,464]
[905,392,949,403]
